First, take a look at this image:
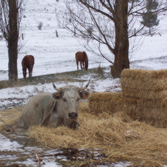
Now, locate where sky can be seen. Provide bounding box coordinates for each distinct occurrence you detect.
[0,0,167,166]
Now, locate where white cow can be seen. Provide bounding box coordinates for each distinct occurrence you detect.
[13,81,91,131]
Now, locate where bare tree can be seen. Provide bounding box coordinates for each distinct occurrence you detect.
[0,0,24,83]
[57,0,167,78]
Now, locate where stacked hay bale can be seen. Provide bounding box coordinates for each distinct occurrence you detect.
[121,69,167,128]
[88,92,125,115]
[88,91,138,121]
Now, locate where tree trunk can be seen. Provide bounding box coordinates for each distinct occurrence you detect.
[112,0,129,78]
[8,0,18,83]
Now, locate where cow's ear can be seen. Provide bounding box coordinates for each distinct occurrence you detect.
[79,91,90,99]
[52,92,62,100]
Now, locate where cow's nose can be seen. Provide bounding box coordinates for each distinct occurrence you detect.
[68,112,78,119]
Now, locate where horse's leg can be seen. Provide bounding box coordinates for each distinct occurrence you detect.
[30,65,34,77]
[23,69,26,79]
[80,62,83,69]
[83,62,85,69]
[28,67,32,78]
[76,60,79,70]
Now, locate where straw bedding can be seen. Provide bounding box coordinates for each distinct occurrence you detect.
[0,107,22,129]
[27,102,167,166]
[1,103,167,166]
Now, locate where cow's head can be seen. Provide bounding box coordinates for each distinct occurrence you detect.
[52,81,90,128]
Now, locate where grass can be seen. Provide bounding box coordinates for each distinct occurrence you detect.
[0,67,110,89]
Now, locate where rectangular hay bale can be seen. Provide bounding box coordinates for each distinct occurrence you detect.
[137,99,162,109]
[88,92,124,114]
[121,77,167,91]
[121,69,167,79]
[161,97,167,112]
[89,93,139,114]
[122,88,167,100]
[124,98,167,128]
[135,107,167,128]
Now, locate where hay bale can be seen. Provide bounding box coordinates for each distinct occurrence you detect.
[88,92,124,114]
[124,98,167,128]
[137,99,162,109]
[121,69,167,99]
[122,88,167,100]
[121,97,138,116]
[121,69,167,79]
[122,97,167,128]
[121,69,167,127]
[121,77,167,91]
[88,92,139,117]
[161,97,167,112]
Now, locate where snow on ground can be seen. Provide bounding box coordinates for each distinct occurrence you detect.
[0,0,167,108]
[0,0,167,166]
[0,133,62,166]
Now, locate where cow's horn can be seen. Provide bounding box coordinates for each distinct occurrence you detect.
[80,79,91,91]
[52,82,62,92]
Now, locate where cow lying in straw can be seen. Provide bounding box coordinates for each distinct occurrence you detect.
[6,81,90,134]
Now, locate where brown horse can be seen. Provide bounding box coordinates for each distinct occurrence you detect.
[22,55,35,79]
[75,51,88,70]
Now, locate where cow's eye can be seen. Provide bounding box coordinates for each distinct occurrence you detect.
[63,98,67,102]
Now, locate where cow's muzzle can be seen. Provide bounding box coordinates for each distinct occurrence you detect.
[68,112,78,119]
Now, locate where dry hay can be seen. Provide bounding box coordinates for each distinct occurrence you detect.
[124,98,167,128]
[1,103,167,166]
[137,99,161,109]
[0,107,22,129]
[121,69,167,99]
[121,77,167,91]
[88,92,167,128]
[27,102,167,166]
[126,108,167,128]
[121,68,167,79]
[122,88,167,100]
[121,69,167,128]
[88,92,125,114]
[161,97,167,112]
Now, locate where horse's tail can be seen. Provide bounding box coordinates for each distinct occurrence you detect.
[85,61,88,70]
[75,52,78,60]
[83,52,88,61]
[21,57,26,68]
[83,51,88,70]
[31,55,35,66]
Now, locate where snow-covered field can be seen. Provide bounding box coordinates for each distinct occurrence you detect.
[0,0,167,109]
[0,0,167,166]
[0,0,167,106]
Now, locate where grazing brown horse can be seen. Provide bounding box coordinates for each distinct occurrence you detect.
[22,55,35,79]
[75,51,88,70]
